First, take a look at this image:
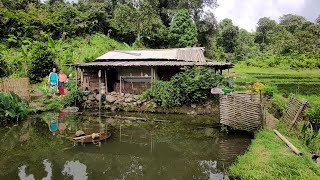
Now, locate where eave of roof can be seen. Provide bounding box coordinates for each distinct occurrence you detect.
[75,61,233,68]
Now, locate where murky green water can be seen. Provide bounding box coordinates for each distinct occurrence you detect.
[0,112,252,180]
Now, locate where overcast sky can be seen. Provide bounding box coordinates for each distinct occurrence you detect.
[213,0,320,31]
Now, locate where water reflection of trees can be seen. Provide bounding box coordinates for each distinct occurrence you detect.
[0,113,251,179]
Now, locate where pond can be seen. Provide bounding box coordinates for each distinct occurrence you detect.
[0,111,252,180]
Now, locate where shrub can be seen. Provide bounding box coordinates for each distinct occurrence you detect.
[143,67,229,108]
[0,53,9,78]
[264,84,279,98]
[304,104,320,123]
[0,92,29,123]
[65,78,76,91]
[28,43,56,83]
[271,94,287,116]
[63,89,85,108]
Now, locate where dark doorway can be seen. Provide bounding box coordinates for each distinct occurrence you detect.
[106,67,117,92]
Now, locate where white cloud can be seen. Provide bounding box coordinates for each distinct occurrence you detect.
[212,0,318,32]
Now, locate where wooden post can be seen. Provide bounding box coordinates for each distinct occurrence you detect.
[75,67,78,90]
[104,69,108,93]
[151,67,154,87]
[120,76,122,94]
[80,68,84,87]
[98,70,101,111]
[273,129,302,155]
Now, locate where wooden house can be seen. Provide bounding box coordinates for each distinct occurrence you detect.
[75,47,233,94]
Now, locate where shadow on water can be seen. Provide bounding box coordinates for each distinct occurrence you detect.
[0,111,252,180]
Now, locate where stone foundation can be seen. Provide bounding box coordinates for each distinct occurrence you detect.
[83,91,219,115]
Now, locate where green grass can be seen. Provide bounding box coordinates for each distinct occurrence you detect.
[233,65,320,103]
[229,128,320,179]
[230,65,320,179]
[233,64,320,77]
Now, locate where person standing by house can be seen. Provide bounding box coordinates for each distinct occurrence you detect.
[58,70,67,96]
[48,68,58,94]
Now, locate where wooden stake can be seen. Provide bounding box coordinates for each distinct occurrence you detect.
[273,129,302,155]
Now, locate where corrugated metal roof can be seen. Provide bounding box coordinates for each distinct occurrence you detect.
[96,47,206,63]
[76,61,233,67]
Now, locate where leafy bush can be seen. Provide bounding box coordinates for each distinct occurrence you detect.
[65,78,76,91]
[271,94,287,116]
[0,92,29,123]
[243,54,320,69]
[63,89,85,108]
[143,67,229,108]
[304,104,320,123]
[0,52,9,78]
[301,122,320,152]
[28,42,56,83]
[263,84,279,97]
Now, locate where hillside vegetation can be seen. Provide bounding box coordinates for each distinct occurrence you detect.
[0,0,319,81]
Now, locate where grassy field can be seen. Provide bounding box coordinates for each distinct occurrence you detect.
[229,65,320,179]
[232,65,320,103]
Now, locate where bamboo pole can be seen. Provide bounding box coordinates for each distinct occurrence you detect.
[273,129,302,155]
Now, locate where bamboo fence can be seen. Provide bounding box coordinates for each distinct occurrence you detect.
[0,78,30,100]
[219,92,262,131]
[282,97,307,124]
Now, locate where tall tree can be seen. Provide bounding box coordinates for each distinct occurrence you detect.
[197,12,217,58]
[110,3,164,43]
[255,17,277,44]
[316,15,320,24]
[217,18,239,53]
[280,14,307,33]
[28,43,56,83]
[235,29,258,60]
[169,9,198,47]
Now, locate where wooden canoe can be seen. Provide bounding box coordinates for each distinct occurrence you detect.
[72,132,111,143]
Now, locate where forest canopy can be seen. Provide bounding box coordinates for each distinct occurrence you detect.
[0,0,320,79]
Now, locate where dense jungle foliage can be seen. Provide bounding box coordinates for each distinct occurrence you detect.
[0,0,320,79]
[143,67,229,108]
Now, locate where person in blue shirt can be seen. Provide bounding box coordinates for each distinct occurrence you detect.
[48,68,58,94]
[49,115,57,135]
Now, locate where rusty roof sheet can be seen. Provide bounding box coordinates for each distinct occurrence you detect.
[96,47,206,63]
[76,61,233,67]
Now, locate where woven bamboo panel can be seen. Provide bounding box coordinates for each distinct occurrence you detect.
[219,93,262,131]
[0,78,30,100]
[282,98,307,124]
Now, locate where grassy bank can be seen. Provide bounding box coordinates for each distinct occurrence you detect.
[229,65,320,179]
[229,127,320,179]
